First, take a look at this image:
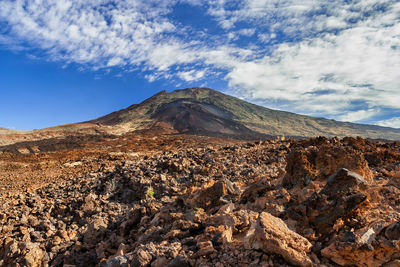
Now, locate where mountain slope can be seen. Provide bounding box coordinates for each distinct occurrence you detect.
[92,87,400,140]
[0,127,18,134]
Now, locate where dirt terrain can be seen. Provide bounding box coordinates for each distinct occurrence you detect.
[1,133,400,266]
[0,132,237,194]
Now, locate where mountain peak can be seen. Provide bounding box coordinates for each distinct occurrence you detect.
[91,88,400,140]
[154,89,168,96]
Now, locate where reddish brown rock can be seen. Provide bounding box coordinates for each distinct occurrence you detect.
[288,168,369,235]
[1,136,399,267]
[283,144,373,188]
[321,235,400,266]
[22,243,45,267]
[194,241,216,258]
[188,178,240,209]
[245,212,313,267]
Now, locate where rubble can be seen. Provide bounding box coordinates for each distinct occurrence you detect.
[1,135,400,266]
[283,140,373,188]
[245,212,313,267]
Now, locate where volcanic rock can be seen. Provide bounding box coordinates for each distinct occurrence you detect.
[188,178,241,210]
[289,168,369,235]
[283,144,373,188]
[321,227,400,267]
[245,212,313,267]
[385,221,400,240]
[1,135,400,266]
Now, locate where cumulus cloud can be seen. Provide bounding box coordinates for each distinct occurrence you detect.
[337,109,381,123]
[218,0,400,121]
[376,117,400,129]
[0,0,400,126]
[177,70,205,82]
[227,21,400,117]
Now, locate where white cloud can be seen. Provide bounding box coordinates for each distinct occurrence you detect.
[238,28,255,37]
[107,57,123,67]
[218,0,400,122]
[0,0,187,69]
[257,33,276,42]
[376,117,400,129]
[226,19,400,117]
[337,109,380,123]
[177,70,205,81]
[145,74,157,83]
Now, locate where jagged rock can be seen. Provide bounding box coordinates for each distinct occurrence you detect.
[1,136,399,267]
[320,219,400,266]
[208,204,258,244]
[83,217,108,244]
[120,208,142,236]
[283,144,373,188]
[81,193,98,214]
[240,180,271,204]
[106,255,129,267]
[383,259,400,267]
[151,256,169,267]
[289,168,369,235]
[194,241,216,258]
[385,221,400,240]
[4,239,19,258]
[21,242,45,267]
[131,248,152,267]
[321,236,400,266]
[245,212,313,267]
[208,204,236,243]
[167,255,190,267]
[189,179,240,209]
[283,147,318,188]
[359,228,375,245]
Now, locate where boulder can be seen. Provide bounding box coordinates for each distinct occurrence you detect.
[208,204,258,244]
[321,236,400,267]
[245,212,313,267]
[106,255,129,267]
[83,217,108,244]
[131,248,152,267]
[283,145,373,188]
[189,179,240,209]
[288,168,369,235]
[22,242,45,267]
[385,221,400,240]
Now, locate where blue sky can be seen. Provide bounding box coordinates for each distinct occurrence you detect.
[1,0,400,130]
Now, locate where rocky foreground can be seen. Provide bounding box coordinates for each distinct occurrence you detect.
[1,136,400,266]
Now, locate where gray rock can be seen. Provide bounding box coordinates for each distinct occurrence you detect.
[385,221,400,240]
[106,255,129,267]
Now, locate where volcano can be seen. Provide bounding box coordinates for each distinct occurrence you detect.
[91,87,400,140]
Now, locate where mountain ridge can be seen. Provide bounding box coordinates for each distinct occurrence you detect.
[1,87,399,144]
[91,87,400,140]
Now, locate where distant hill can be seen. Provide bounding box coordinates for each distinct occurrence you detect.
[0,127,18,134]
[91,87,400,140]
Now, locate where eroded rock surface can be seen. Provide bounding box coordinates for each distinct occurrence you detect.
[283,138,373,188]
[245,212,313,266]
[1,136,400,266]
[295,168,370,235]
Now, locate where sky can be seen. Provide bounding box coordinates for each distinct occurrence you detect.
[0,0,400,130]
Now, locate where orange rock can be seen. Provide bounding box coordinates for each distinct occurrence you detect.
[245,212,313,267]
[283,144,373,188]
